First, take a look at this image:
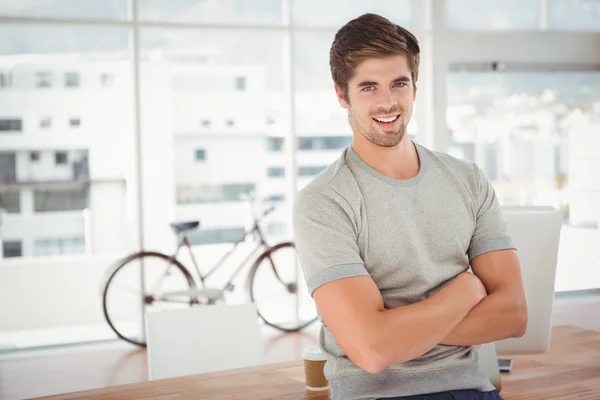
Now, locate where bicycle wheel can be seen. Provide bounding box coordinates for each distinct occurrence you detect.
[246,242,318,332]
[102,251,197,347]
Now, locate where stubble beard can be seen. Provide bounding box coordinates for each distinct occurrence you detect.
[348,108,407,148]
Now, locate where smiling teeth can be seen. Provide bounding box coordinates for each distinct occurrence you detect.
[374,115,399,123]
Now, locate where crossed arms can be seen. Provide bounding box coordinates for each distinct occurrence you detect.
[312,249,528,374]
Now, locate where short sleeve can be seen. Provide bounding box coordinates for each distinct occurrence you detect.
[467,165,515,261]
[293,187,369,295]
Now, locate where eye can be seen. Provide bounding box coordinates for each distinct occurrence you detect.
[394,82,407,88]
[361,86,375,92]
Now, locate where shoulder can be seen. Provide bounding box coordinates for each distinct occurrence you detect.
[296,148,363,218]
[417,143,483,191]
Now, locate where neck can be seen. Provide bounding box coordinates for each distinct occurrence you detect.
[351,134,420,180]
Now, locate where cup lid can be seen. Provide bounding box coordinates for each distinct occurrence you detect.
[302,347,327,361]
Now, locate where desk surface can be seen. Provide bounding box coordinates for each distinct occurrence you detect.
[34,326,600,400]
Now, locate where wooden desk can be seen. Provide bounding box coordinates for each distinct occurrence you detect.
[34,326,600,400]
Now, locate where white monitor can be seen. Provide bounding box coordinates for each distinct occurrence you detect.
[494,206,563,356]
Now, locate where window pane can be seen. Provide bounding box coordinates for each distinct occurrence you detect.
[34,236,85,256]
[0,189,20,213]
[0,24,135,349]
[138,0,284,25]
[139,28,304,331]
[266,167,285,178]
[446,0,540,30]
[0,0,129,20]
[0,119,22,132]
[293,0,413,28]
[294,32,350,134]
[0,152,17,180]
[35,72,52,88]
[176,183,256,204]
[447,70,600,291]
[65,72,79,88]
[34,186,88,212]
[40,117,52,128]
[2,240,22,258]
[549,0,600,31]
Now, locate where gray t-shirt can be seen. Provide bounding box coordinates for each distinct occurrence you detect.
[293,142,514,400]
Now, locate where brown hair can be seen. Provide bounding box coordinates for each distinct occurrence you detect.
[329,13,420,102]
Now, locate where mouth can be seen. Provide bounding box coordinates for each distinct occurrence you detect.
[372,114,401,128]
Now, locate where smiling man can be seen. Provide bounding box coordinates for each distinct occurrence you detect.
[293,13,528,400]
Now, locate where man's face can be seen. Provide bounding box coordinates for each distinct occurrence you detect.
[336,55,415,148]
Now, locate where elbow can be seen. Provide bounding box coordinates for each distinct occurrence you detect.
[346,338,389,375]
[354,346,387,374]
[510,302,528,338]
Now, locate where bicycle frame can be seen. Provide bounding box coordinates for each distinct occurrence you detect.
[165,205,277,301]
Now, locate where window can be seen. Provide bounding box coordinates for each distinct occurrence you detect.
[298,136,352,150]
[2,241,22,258]
[34,187,88,212]
[292,0,413,28]
[35,71,52,88]
[40,117,51,128]
[265,194,285,202]
[69,118,81,127]
[299,166,327,177]
[138,0,284,25]
[225,119,235,127]
[235,76,246,91]
[0,153,16,181]
[267,167,285,177]
[549,0,600,31]
[0,190,20,213]
[101,73,115,87]
[176,183,255,204]
[201,120,211,128]
[0,119,22,132]
[0,1,129,19]
[0,72,12,89]
[34,236,85,256]
[55,151,68,165]
[187,227,246,245]
[445,0,540,30]
[65,72,79,88]
[447,69,600,291]
[266,137,284,152]
[0,22,134,349]
[267,166,326,178]
[195,149,206,162]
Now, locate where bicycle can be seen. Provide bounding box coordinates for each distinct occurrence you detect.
[101,194,318,347]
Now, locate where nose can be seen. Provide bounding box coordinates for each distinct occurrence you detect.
[375,87,398,111]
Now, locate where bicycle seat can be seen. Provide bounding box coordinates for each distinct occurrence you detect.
[170,221,200,233]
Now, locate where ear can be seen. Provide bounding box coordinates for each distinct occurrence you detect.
[334,84,350,109]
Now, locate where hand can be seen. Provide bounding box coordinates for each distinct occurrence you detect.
[453,271,487,305]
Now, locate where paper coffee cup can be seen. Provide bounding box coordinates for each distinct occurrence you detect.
[302,347,329,391]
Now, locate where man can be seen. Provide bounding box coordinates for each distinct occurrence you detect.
[293,13,528,400]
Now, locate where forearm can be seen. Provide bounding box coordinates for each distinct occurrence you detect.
[440,290,528,346]
[368,282,478,369]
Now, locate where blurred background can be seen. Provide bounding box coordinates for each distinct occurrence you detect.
[0,0,599,352]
